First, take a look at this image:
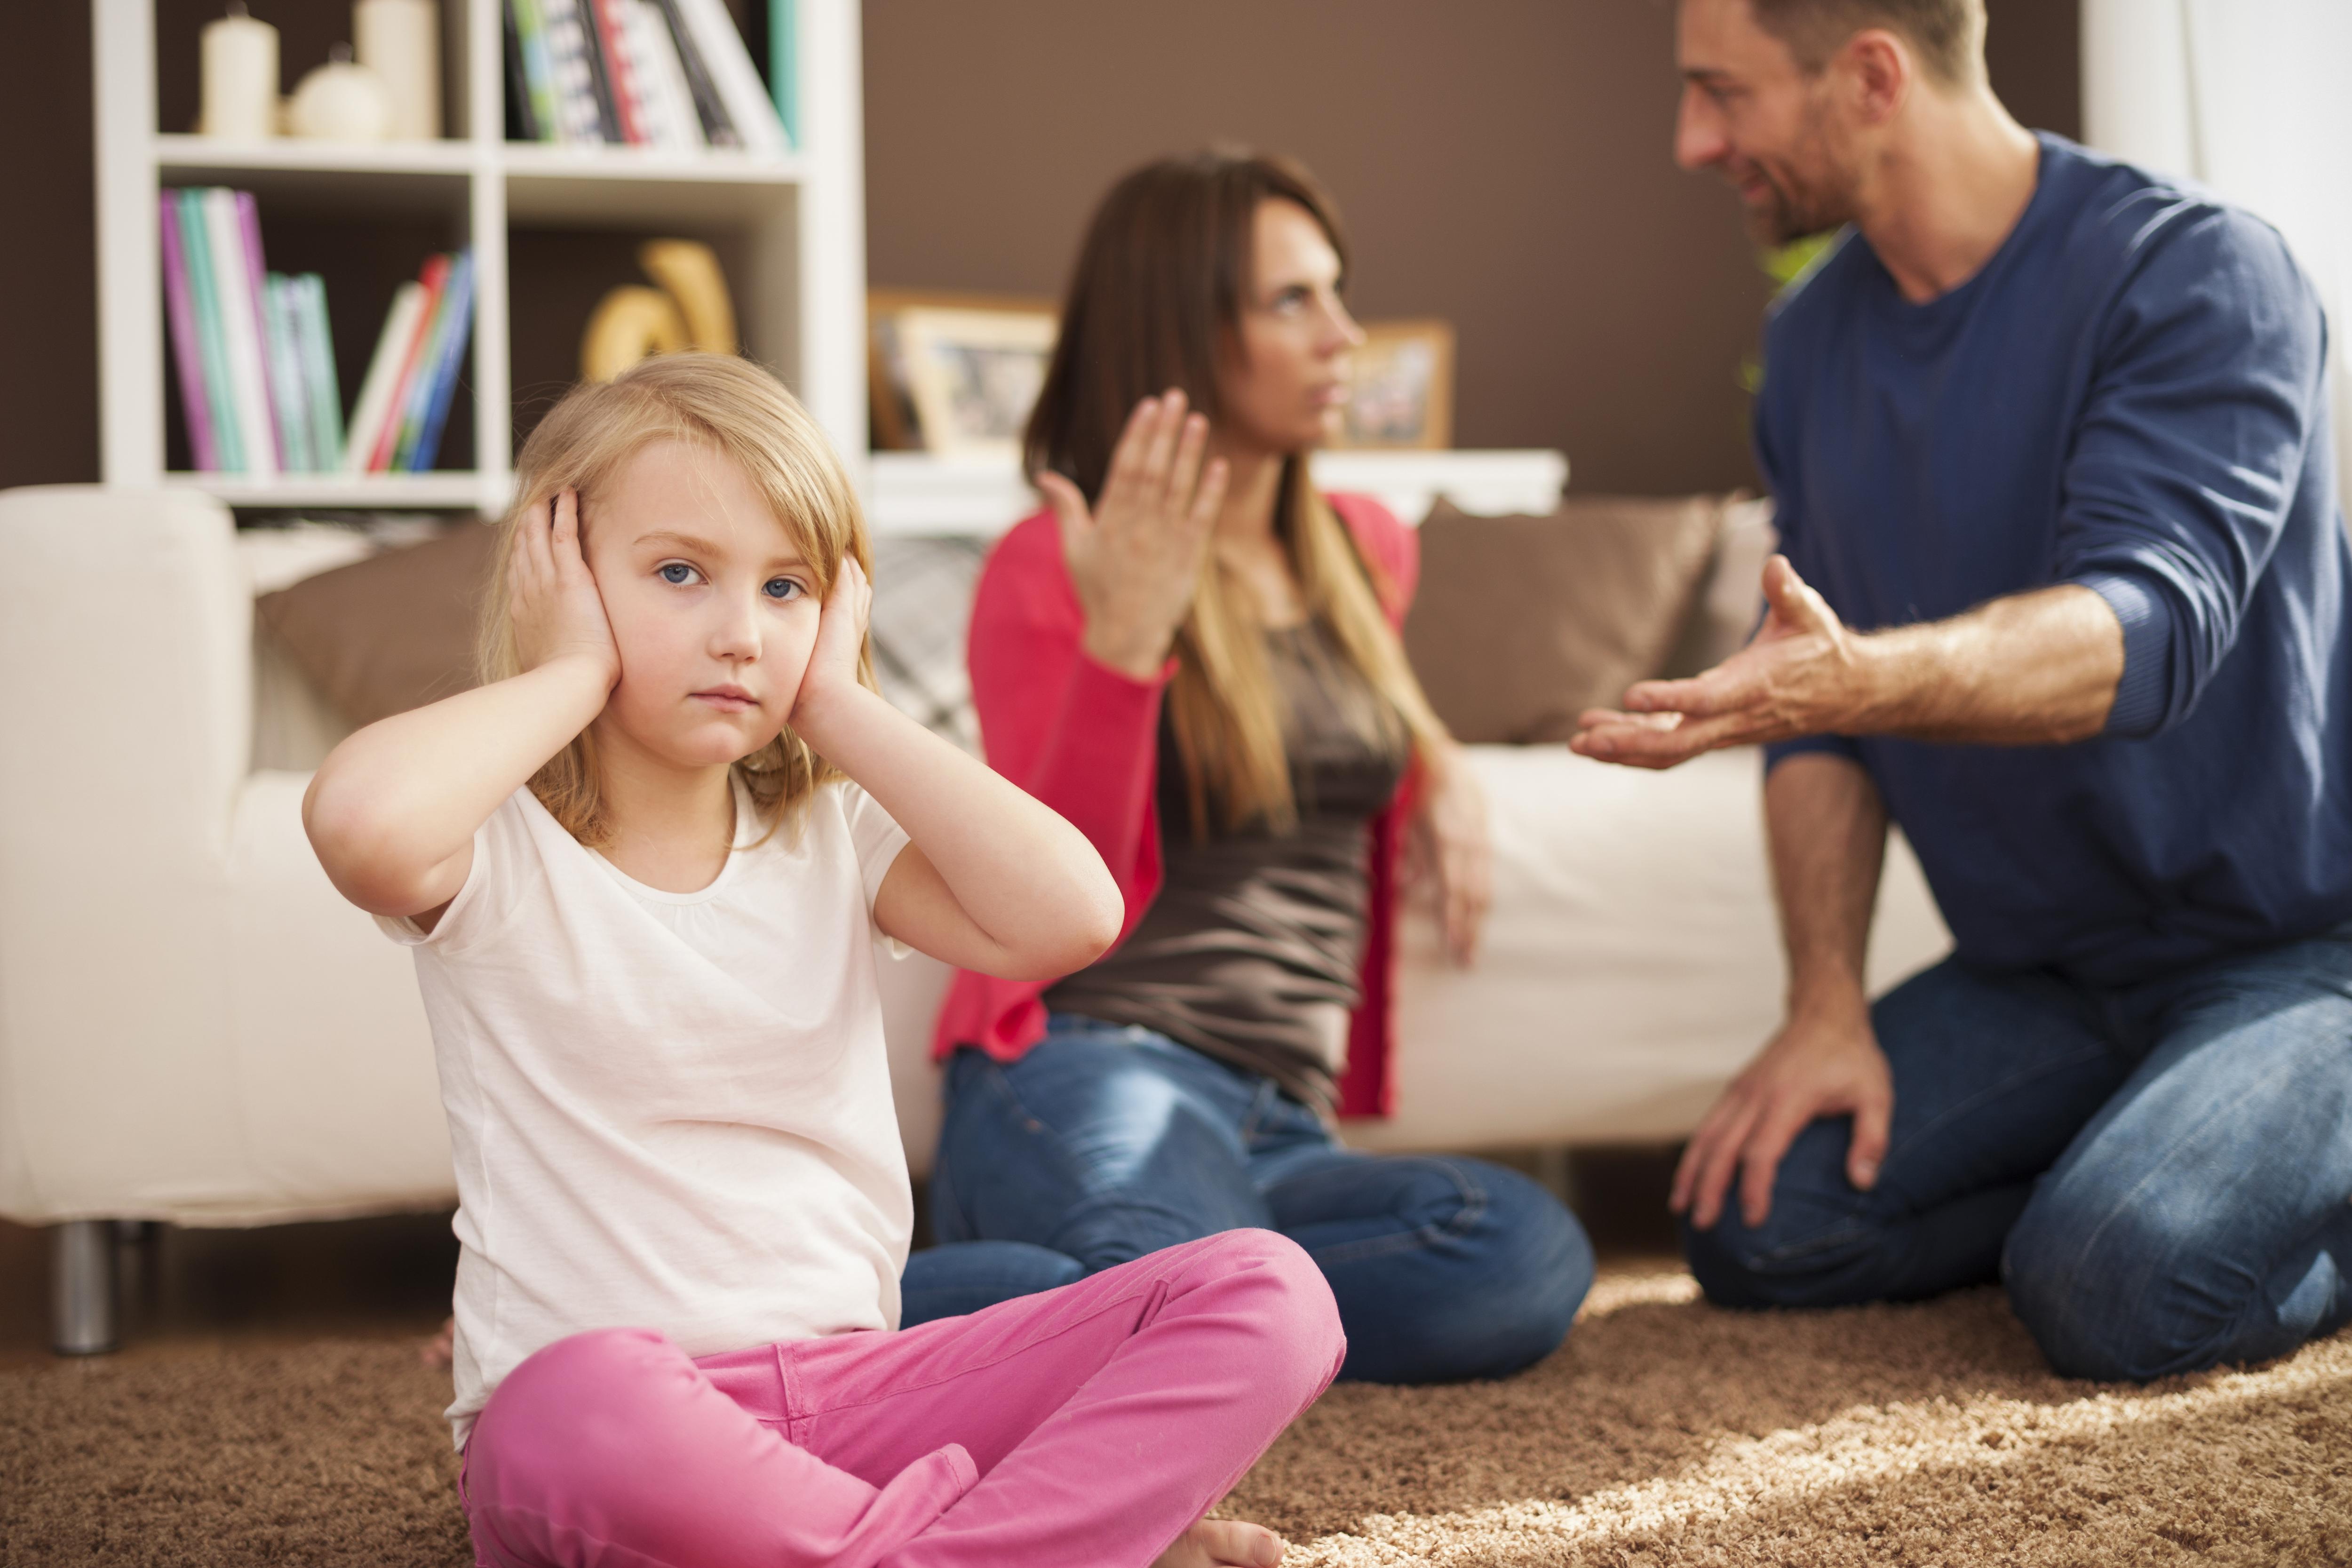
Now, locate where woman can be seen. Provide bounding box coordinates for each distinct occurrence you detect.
[906,152,1593,1384]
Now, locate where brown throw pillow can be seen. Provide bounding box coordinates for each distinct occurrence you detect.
[1403,495,1728,744]
[255,520,496,727]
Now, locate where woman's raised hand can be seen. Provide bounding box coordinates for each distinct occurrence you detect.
[510,487,620,692]
[1038,390,1230,680]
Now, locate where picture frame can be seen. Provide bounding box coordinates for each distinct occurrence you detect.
[1336,318,1455,450]
[867,288,1058,454]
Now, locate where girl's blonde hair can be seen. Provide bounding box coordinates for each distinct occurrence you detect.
[1026,151,1451,836]
[478,352,875,847]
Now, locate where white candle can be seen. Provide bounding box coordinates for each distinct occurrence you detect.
[200,4,278,141]
[354,0,440,142]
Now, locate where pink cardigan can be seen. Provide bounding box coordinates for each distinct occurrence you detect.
[930,493,1420,1119]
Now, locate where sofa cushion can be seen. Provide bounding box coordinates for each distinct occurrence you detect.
[1403,494,1727,745]
[254,521,493,727]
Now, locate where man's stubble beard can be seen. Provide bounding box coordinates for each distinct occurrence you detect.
[1747,101,1857,247]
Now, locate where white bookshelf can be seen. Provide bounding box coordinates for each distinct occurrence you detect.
[95,0,868,516]
[866,449,1571,538]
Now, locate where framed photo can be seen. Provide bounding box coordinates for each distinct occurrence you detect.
[867,288,1057,454]
[1336,318,1455,450]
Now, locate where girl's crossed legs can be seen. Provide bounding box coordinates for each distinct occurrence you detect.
[459,1229,1343,1568]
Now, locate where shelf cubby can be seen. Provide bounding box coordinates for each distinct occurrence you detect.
[98,0,867,519]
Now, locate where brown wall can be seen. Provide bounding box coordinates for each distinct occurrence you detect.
[0,0,2075,495]
[866,0,2080,495]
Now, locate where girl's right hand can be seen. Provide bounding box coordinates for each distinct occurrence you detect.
[510,487,620,692]
[1038,390,1229,680]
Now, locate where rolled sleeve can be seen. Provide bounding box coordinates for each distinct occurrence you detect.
[2076,569,2177,738]
[2056,204,2327,738]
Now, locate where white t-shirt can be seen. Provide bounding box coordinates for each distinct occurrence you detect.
[381,778,912,1448]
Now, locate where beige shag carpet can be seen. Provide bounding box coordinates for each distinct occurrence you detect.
[5,1265,2347,1567]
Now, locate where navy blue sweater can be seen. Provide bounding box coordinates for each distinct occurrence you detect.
[1759,134,2352,986]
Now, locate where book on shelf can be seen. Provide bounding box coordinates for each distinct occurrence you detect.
[393,250,477,472]
[203,188,279,475]
[342,283,428,475]
[160,187,470,479]
[157,195,218,471]
[505,0,781,151]
[586,0,650,146]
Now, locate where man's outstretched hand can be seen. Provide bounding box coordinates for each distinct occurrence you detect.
[1572,555,1871,770]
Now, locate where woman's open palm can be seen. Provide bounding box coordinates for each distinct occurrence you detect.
[1039,390,1230,679]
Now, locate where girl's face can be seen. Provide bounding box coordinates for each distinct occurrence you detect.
[580,438,823,771]
[1219,197,1366,457]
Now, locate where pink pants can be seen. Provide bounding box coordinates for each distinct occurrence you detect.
[458,1229,1345,1568]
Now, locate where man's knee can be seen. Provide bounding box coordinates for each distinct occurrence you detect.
[2003,1192,2245,1382]
[1679,1146,1890,1310]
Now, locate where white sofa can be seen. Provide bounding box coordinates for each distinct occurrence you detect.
[0,485,1950,1350]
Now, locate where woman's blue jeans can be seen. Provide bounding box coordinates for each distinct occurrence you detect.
[903,1016,1595,1383]
[1684,921,2352,1381]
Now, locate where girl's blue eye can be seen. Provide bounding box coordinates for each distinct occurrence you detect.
[764,577,803,601]
[659,562,696,585]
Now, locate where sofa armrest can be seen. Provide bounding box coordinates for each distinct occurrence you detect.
[0,486,255,1222]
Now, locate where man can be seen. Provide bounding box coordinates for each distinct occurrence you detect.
[1573,0,2352,1380]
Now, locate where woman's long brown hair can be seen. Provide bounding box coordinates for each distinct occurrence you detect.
[1025,150,1450,838]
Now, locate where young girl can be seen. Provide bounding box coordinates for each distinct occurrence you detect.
[304,353,1342,1568]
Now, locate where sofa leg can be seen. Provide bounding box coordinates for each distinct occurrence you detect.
[52,1220,118,1356]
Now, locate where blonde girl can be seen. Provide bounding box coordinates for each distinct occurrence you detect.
[305,353,1341,1568]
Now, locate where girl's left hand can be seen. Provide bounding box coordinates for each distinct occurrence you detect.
[1411,745,1493,966]
[790,555,872,732]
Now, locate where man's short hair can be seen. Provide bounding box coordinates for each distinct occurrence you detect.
[1748,0,1986,85]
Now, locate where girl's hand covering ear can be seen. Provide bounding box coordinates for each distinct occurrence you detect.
[791,554,874,729]
[511,487,621,692]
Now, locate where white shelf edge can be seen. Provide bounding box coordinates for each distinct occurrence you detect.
[499,144,806,184]
[153,135,806,187]
[865,449,1572,538]
[155,133,481,175]
[161,471,501,509]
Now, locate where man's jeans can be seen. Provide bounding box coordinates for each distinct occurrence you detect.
[904,1016,1595,1384]
[1685,921,2352,1381]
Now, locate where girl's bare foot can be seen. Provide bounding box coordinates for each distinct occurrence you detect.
[421,1314,455,1371]
[1154,1519,1286,1568]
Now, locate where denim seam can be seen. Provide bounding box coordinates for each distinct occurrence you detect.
[1877,1037,2121,1178]
[1299,1158,1489,1269]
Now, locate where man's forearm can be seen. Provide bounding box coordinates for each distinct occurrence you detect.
[1766,754,1889,1019]
[1852,584,2123,745]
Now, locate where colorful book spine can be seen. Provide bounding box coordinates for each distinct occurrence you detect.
[503,0,540,142]
[621,0,699,150]
[158,193,219,471]
[672,0,787,153]
[175,190,245,473]
[367,253,451,471]
[540,0,607,143]
[652,0,735,147]
[342,281,427,473]
[572,0,626,143]
[514,0,564,141]
[263,274,315,472]
[768,0,796,151]
[406,250,477,471]
[295,274,345,470]
[201,188,278,475]
[233,191,287,471]
[588,0,648,144]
